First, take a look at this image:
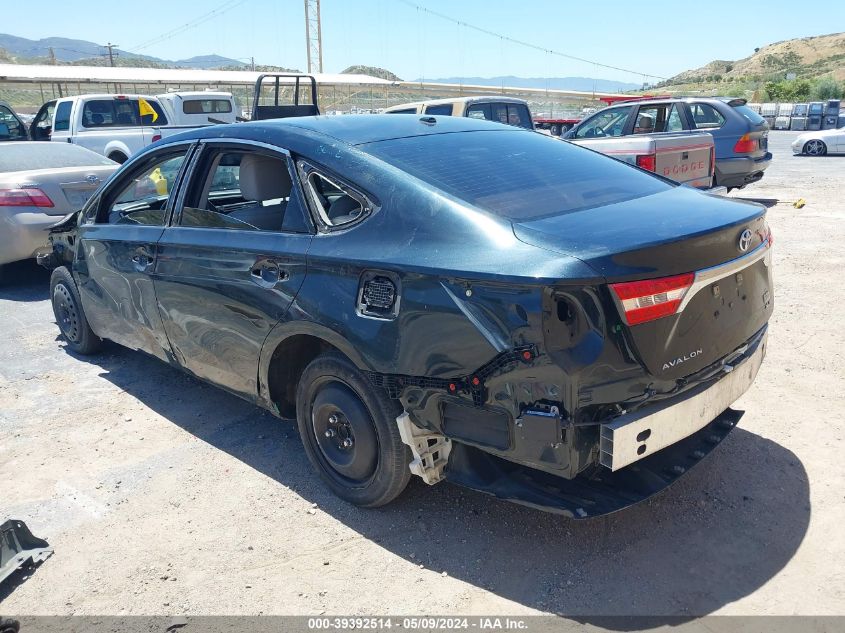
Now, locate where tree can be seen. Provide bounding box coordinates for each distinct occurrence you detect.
[812,78,843,100]
[792,80,812,101]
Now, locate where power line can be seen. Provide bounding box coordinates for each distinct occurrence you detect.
[127,0,247,53]
[396,0,667,81]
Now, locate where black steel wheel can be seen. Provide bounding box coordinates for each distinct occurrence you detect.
[296,352,411,507]
[50,266,102,355]
[803,139,827,156]
[550,123,562,136]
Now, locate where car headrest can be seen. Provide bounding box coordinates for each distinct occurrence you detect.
[239,154,292,201]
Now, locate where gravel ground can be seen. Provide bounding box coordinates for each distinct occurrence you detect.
[1,131,843,618]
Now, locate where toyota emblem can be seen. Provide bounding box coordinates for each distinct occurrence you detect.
[86,175,101,185]
[738,229,753,252]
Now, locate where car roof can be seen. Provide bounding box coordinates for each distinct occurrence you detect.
[606,96,746,107]
[208,114,526,146]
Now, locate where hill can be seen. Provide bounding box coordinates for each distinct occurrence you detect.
[655,32,845,99]
[342,65,402,81]
[0,33,248,69]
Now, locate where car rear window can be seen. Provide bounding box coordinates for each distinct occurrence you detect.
[183,99,233,114]
[733,104,766,125]
[362,130,671,221]
[0,143,115,172]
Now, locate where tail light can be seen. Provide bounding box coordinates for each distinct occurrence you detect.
[636,154,656,172]
[0,187,55,208]
[151,134,162,143]
[610,273,694,326]
[710,147,716,178]
[734,133,757,153]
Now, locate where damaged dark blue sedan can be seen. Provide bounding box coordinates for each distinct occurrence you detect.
[42,115,774,517]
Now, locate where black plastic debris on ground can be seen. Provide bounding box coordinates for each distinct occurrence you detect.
[0,520,53,585]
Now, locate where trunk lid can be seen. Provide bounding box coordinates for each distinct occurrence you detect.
[514,186,773,379]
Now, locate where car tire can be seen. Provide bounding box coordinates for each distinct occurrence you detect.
[296,351,411,507]
[803,140,827,156]
[108,151,128,164]
[50,266,102,355]
[550,123,561,136]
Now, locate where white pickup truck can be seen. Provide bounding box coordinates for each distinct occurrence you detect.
[29,92,237,163]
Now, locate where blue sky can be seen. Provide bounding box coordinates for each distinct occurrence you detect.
[9,0,844,82]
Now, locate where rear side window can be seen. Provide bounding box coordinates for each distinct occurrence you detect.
[183,99,233,114]
[298,161,371,229]
[54,101,72,132]
[363,130,670,221]
[689,103,726,129]
[490,103,533,129]
[386,108,417,114]
[423,104,453,115]
[733,104,765,125]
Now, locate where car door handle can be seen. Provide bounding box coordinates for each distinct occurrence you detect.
[131,253,154,271]
[250,260,289,287]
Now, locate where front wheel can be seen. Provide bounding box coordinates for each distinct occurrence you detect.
[50,266,102,355]
[804,139,827,156]
[296,352,411,507]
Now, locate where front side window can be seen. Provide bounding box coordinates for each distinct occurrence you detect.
[101,151,187,225]
[0,106,25,140]
[574,106,633,139]
[633,105,672,134]
[298,161,370,229]
[53,101,72,132]
[689,103,726,129]
[82,99,168,128]
[180,149,305,233]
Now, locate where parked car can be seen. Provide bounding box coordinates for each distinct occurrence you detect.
[29,92,237,163]
[0,143,117,283]
[791,125,845,155]
[385,96,718,190]
[565,97,772,190]
[0,100,28,142]
[41,115,773,517]
[384,96,534,130]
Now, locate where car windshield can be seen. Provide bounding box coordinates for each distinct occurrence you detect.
[0,143,115,172]
[361,130,671,221]
[733,104,766,125]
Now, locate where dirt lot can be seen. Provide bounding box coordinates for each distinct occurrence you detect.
[2,131,844,618]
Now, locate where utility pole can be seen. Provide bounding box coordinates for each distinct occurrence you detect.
[251,56,255,72]
[48,47,56,65]
[304,0,323,74]
[101,42,119,67]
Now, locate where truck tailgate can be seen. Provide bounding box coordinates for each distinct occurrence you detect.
[654,132,713,188]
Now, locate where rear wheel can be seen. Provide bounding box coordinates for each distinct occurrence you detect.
[550,123,562,136]
[50,266,102,355]
[108,151,128,164]
[804,139,827,156]
[296,352,411,507]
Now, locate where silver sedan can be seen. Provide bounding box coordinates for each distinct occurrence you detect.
[792,126,845,156]
[1,143,117,281]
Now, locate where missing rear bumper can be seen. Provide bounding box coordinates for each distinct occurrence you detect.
[444,407,742,518]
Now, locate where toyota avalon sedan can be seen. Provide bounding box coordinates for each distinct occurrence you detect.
[41,115,774,517]
[0,142,117,283]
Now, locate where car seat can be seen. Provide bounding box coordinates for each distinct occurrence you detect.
[229,154,291,231]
